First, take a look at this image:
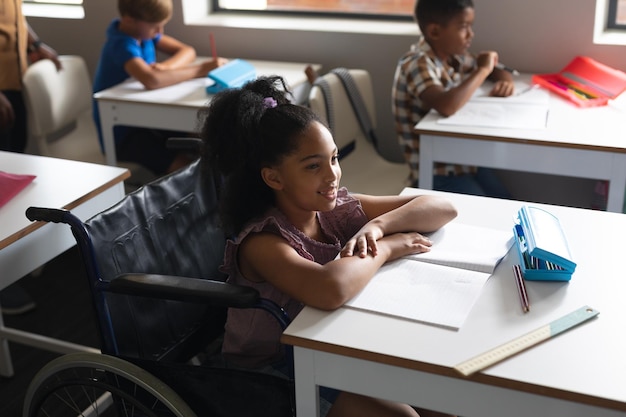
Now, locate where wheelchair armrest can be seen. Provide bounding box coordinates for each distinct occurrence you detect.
[108,273,260,308]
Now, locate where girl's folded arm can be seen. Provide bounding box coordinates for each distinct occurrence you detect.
[240,231,431,310]
[356,193,457,235]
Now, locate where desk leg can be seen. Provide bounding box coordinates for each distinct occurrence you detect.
[293,347,321,417]
[606,154,626,213]
[0,312,15,377]
[419,135,434,189]
[98,103,118,166]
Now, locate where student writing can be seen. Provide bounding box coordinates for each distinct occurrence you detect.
[198,76,458,417]
[392,0,513,198]
[92,0,227,176]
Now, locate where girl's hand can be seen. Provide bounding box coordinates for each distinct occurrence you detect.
[340,223,384,258]
[381,232,433,262]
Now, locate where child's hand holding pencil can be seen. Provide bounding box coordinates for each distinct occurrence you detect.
[208,33,228,71]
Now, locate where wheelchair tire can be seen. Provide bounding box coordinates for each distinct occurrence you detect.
[22,352,197,417]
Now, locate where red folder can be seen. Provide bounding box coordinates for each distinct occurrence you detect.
[532,56,626,107]
[0,171,36,208]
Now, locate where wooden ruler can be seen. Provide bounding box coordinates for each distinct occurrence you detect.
[454,306,599,376]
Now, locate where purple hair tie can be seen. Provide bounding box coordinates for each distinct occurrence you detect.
[263,97,278,109]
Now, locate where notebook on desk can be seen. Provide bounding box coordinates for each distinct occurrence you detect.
[0,171,36,208]
[344,222,513,330]
[437,87,550,130]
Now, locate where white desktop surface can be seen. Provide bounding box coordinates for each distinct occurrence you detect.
[282,189,626,417]
[94,59,321,165]
[0,151,129,376]
[416,75,626,213]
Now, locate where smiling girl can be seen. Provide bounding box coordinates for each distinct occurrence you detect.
[199,76,457,417]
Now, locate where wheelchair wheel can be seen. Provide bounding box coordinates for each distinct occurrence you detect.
[23,352,197,417]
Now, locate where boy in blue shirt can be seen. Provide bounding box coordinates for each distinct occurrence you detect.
[93,0,226,175]
[392,0,513,197]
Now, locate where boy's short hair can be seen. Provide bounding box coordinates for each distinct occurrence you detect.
[414,0,474,33]
[118,0,173,23]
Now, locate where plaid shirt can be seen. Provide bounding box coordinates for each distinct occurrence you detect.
[392,36,478,185]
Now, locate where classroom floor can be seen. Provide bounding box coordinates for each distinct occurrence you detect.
[25,109,158,192]
[0,247,99,417]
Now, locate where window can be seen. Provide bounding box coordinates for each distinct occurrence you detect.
[22,0,84,19]
[212,0,414,20]
[594,0,626,45]
[607,0,626,29]
[23,0,82,4]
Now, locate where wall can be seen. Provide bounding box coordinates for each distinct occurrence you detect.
[27,0,626,208]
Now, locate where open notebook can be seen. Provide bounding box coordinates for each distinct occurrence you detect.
[344,222,513,330]
[437,85,550,130]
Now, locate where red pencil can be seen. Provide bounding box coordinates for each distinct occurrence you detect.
[210,33,217,61]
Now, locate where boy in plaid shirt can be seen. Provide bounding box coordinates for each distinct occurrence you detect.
[392,0,513,197]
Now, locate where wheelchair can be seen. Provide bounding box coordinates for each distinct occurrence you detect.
[22,158,296,417]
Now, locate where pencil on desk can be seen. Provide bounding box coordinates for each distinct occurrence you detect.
[495,62,520,76]
[513,264,530,313]
[210,32,217,61]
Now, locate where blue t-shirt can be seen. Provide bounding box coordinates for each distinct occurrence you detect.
[92,18,161,148]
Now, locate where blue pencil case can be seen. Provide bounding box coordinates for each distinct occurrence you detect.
[512,205,576,281]
[206,59,256,94]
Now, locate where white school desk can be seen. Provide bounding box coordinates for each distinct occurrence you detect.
[0,151,129,377]
[94,59,321,166]
[416,75,626,213]
[282,189,626,417]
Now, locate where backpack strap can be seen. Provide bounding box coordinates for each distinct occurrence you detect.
[312,76,335,135]
[329,67,378,148]
[312,68,378,149]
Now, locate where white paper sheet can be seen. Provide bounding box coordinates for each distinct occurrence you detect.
[344,222,513,330]
[107,78,214,103]
[345,260,490,329]
[409,223,513,273]
[437,86,550,129]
